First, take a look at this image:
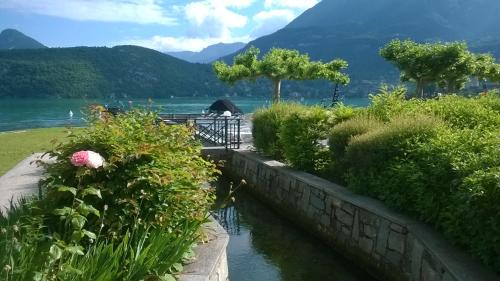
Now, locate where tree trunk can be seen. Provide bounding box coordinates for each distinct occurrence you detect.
[272,79,281,103]
[416,80,425,99]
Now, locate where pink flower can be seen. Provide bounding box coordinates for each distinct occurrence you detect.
[70,151,89,167]
[70,150,104,169]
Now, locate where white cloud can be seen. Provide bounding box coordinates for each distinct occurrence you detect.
[264,0,319,10]
[184,0,249,38]
[121,34,250,52]
[0,0,175,25]
[251,9,296,37]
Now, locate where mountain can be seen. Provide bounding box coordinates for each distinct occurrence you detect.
[0,45,233,98]
[0,29,47,50]
[167,42,245,63]
[224,0,500,96]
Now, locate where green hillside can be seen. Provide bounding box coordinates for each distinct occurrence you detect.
[0,45,230,98]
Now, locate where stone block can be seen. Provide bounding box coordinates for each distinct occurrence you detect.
[421,258,439,281]
[375,219,390,255]
[341,202,355,215]
[386,249,403,266]
[388,231,406,254]
[363,224,377,238]
[359,237,374,254]
[309,192,326,210]
[390,223,407,234]
[352,210,360,241]
[335,208,354,226]
[410,239,424,281]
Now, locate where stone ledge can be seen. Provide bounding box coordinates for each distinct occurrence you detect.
[178,218,230,281]
[227,149,499,281]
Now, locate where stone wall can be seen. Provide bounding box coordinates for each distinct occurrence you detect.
[224,150,498,281]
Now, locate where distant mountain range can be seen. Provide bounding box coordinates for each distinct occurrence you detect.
[223,0,500,95]
[167,42,245,63]
[0,29,47,50]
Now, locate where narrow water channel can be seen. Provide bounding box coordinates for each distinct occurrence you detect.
[213,178,376,281]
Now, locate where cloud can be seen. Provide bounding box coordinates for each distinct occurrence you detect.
[251,9,296,37]
[0,0,175,25]
[184,0,250,38]
[264,0,319,10]
[121,34,250,52]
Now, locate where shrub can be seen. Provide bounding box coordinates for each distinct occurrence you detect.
[367,85,409,121]
[40,110,218,239]
[344,114,443,210]
[252,102,305,159]
[329,115,383,159]
[278,106,329,172]
[1,110,219,280]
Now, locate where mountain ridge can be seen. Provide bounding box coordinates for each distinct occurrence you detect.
[167,42,245,63]
[0,29,47,50]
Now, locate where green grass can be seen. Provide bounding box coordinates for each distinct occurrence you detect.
[0,127,75,176]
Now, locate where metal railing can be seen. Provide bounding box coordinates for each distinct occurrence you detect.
[160,114,241,149]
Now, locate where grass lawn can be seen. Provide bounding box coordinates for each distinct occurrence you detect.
[0,127,75,176]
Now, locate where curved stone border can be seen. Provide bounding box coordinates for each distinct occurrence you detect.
[223,149,498,281]
[178,218,229,281]
[0,154,230,281]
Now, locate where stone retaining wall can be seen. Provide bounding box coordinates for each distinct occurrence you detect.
[223,150,498,281]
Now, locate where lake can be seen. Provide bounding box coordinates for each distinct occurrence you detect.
[0,96,369,132]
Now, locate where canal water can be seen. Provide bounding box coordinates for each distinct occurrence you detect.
[213,179,376,281]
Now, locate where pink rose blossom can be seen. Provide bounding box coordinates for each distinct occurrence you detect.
[70,151,89,167]
[70,150,104,169]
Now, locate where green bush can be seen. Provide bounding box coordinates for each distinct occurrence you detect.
[329,115,383,159]
[344,115,443,209]
[278,106,329,172]
[0,110,219,280]
[252,102,305,159]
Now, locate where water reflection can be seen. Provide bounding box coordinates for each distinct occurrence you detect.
[213,179,376,281]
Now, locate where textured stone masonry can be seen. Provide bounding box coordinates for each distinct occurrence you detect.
[225,150,499,281]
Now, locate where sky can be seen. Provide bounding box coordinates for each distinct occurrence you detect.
[0,0,319,52]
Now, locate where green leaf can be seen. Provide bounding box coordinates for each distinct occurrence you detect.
[171,263,183,273]
[49,244,63,261]
[83,230,97,240]
[57,186,77,196]
[81,187,102,199]
[158,274,176,281]
[65,244,85,256]
[77,203,101,217]
[71,215,87,229]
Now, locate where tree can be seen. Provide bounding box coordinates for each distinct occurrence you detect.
[213,46,349,103]
[473,54,500,91]
[380,40,474,98]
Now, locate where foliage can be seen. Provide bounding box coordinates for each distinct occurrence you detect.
[252,103,306,159]
[40,110,218,238]
[0,110,219,280]
[252,89,500,271]
[380,40,480,97]
[213,46,349,103]
[0,46,226,98]
[278,106,330,172]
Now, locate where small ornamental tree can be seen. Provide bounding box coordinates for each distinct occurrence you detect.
[380,40,475,97]
[213,46,349,103]
[473,54,500,91]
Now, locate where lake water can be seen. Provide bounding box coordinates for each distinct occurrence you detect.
[0,97,369,132]
[214,178,376,281]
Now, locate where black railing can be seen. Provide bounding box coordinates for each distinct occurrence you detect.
[160,114,241,149]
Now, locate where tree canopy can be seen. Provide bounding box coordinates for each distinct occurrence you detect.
[213,46,349,103]
[380,40,500,98]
